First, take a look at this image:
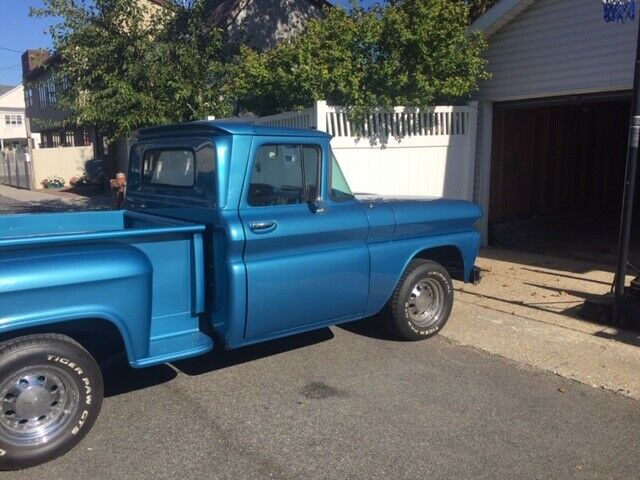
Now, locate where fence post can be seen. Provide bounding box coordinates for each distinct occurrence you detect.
[465,101,479,202]
[314,100,328,132]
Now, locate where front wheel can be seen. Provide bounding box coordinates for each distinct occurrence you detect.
[386,259,454,341]
[0,334,103,470]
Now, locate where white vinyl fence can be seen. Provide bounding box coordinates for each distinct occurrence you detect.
[222,100,478,200]
[31,146,94,188]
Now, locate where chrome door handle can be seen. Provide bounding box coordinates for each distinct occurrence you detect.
[249,221,277,233]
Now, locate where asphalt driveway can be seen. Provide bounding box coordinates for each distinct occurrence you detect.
[4,323,639,480]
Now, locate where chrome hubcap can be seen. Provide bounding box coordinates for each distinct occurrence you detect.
[406,278,445,328]
[0,367,79,447]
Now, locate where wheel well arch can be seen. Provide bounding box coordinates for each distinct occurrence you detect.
[0,318,127,364]
[412,245,465,281]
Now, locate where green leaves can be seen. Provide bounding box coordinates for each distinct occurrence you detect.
[230,0,488,117]
[32,0,232,141]
[32,0,488,138]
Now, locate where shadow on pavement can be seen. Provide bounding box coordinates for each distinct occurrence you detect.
[174,328,335,376]
[102,329,335,397]
[102,360,177,398]
[102,328,337,397]
[594,329,640,348]
[338,315,399,341]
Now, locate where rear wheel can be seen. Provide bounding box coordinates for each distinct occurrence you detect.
[0,334,103,470]
[386,259,454,340]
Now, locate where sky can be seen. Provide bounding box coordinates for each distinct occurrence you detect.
[0,0,379,87]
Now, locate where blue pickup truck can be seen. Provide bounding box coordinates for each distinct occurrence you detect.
[0,122,482,469]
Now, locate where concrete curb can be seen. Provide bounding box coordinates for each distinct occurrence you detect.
[444,301,640,400]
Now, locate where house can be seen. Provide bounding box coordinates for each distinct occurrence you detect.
[207,0,331,51]
[0,84,39,151]
[470,0,638,251]
[21,50,101,153]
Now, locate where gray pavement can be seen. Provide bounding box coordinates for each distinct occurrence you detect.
[0,184,111,213]
[5,326,639,480]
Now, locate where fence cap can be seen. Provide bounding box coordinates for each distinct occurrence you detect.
[138,120,331,139]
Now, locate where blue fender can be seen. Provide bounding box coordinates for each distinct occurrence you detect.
[0,244,153,362]
[364,230,481,316]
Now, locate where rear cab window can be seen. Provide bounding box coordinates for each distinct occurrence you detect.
[142,149,195,188]
[127,138,216,203]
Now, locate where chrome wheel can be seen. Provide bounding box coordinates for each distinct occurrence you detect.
[0,366,79,447]
[406,278,446,328]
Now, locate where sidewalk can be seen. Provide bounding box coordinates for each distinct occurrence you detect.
[446,248,640,400]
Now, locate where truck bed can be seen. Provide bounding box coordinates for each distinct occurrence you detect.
[0,209,204,248]
[0,209,212,367]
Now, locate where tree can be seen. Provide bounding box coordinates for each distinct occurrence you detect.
[31,0,233,141]
[229,0,488,117]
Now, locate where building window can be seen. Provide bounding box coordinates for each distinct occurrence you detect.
[24,87,34,107]
[4,114,22,126]
[47,79,56,107]
[64,131,74,147]
[39,83,47,109]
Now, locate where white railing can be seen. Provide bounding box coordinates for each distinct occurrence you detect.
[217,100,478,201]
[325,106,470,139]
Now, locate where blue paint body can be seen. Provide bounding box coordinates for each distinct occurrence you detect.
[0,122,482,367]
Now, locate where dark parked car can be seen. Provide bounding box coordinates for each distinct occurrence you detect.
[83,157,104,185]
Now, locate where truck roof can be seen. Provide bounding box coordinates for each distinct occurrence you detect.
[138,120,332,139]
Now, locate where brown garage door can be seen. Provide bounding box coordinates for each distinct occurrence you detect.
[489,97,630,225]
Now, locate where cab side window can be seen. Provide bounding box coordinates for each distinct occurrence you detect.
[249,144,320,207]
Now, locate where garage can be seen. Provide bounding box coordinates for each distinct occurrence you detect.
[487,94,640,262]
[471,0,640,264]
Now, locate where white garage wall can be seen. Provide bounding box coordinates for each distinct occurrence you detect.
[476,0,637,102]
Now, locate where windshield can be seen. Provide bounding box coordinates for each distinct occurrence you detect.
[331,153,354,201]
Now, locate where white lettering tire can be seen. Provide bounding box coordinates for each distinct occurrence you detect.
[0,334,103,470]
[386,259,454,341]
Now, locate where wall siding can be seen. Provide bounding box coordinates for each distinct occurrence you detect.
[479,0,637,102]
[0,86,27,142]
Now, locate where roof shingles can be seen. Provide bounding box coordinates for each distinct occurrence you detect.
[0,85,17,97]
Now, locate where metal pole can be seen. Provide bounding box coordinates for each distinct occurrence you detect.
[613,18,640,325]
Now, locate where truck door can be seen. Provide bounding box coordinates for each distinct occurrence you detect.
[239,138,370,339]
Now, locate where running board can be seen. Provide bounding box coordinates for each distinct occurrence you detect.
[131,330,214,368]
